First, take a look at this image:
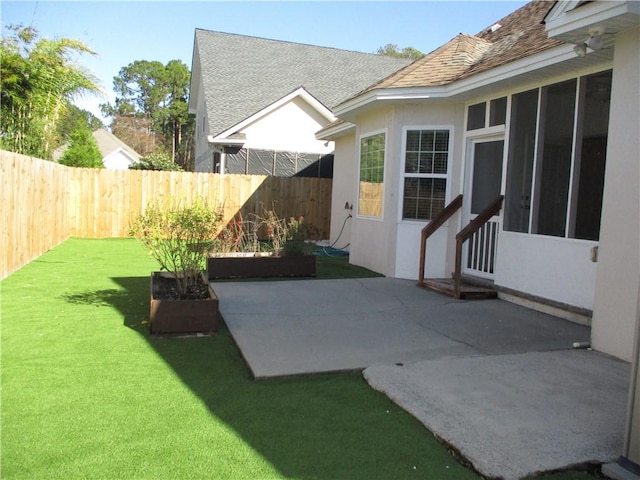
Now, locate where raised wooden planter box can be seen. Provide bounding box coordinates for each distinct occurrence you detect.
[149,272,218,335]
[208,254,316,280]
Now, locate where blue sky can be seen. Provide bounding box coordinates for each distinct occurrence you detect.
[2,1,527,120]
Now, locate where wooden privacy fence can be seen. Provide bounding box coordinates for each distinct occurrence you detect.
[1,150,332,279]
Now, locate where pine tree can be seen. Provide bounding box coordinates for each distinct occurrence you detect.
[59,127,103,168]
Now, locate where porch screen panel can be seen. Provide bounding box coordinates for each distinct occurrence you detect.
[535,79,576,237]
[274,151,296,177]
[402,129,450,220]
[504,89,538,233]
[225,149,248,174]
[247,149,275,175]
[573,70,611,241]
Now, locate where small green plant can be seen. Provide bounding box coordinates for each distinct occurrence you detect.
[209,206,317,257]
[129,198,223,297]
[282,216,314,257]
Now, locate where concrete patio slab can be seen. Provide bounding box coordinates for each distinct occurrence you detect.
[213,277,590,378]
[212,277,629,478]
[364,350,630,480]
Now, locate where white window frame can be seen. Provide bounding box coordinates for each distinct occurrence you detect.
[399,125,454,223]
[503,68,612,241]
[357,129,387,221]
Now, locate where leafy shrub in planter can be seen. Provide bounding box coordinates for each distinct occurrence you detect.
[130,198,223,298]
[208,207,317,258]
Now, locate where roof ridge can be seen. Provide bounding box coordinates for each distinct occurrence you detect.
[194,28,391,59]
[357,33,494,93]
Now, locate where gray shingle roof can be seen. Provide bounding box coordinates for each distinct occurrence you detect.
[192,29,411,138]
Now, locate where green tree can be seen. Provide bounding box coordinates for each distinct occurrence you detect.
[100,59,194,169]
[0,25,102,159]
[59,126,103,168]
[376,43,424,61]
[55,105,103,148]
[129,152,182,171]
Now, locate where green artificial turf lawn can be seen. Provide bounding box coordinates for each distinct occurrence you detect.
[0,239,601,480]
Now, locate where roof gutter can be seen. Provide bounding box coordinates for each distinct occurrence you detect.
[315,120,356,141]
[207,135,246,154]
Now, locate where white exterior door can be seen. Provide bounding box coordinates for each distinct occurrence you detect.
[463,138,504,279]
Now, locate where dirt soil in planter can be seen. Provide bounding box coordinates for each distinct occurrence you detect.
[155,275,210,300]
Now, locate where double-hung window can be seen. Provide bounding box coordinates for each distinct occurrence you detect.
[358,131,386,218]
[402,129,450,220]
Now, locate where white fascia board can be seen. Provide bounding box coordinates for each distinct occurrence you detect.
[315,121,355,141]
[333,87,448,117]
[207,135,246,146]
[446,44,580,96]
[104,148,137,164]
[215,87,336,141]
[544,1,584,25]
[545,1,639,40]
[334,43,611,118]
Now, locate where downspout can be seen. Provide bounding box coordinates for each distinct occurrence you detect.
[603,286,640,479]
[220,151,226,175]
[622,287,640,464]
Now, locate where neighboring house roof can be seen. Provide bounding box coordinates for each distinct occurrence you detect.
[357,0,561,95]
[52,129,142,165]
[189,29,412,138]
[213,86,335,144]
[91,129,141,163]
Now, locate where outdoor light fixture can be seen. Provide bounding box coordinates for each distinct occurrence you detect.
[573,28,605,57]
[574,43,587,57]
[586,30,604,51]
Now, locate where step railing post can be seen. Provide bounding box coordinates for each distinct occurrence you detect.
[453,195,504,296]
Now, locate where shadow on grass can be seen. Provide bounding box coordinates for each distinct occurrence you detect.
[57,267,597,480]
[84,273,475,480]
[60,276,150,331]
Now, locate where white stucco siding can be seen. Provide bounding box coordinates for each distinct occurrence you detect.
[496,232,598,310]
[396,223,449,279]
[329,134,356,250]
[393,103,465,280]
[102,150,135,170]
[591,26,640,362]
[240,97,334,154]
[348,108,398,276]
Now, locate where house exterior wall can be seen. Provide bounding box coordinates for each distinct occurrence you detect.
[338,102,464,278]
[329,133,356,249]
[348,107,398,276]
[393,103,464,279]
[102,150,135,170]
[495,233,598,310]
[337,66,616,313]
[194,79,213,172]
[591,26,640,362]
[194,94,334,173]
[457,70,613,312]
[240,97,334,154]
